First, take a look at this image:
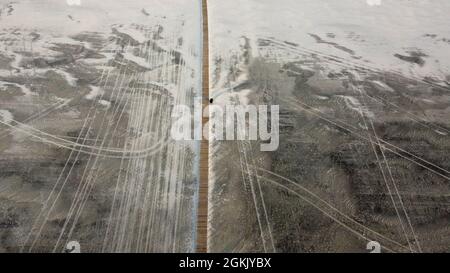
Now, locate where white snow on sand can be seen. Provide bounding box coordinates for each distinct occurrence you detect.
[372,80,395,92]
[122,52,153,69]
[0,0,197,35]
[0,80,37,96]
[0,109,13,124]
[0,0,203,253]
[53,70,78,86]
[84,85,103,100]
[98,99,111,108]
[115,25,148,43]
[209,0,450,84]
[340,95,370,115]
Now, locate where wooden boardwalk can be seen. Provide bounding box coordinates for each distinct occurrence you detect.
[196,0,209,253]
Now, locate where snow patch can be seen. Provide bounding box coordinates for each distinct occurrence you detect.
[0,110,14,124]
[85,85,103,100]
[0,81,37,96]
[98,100,111,108]
[122,52,152,69]
[115,26,148,44]
[53,70,78,87]
[372,80,394,92]
[339,95,375,118]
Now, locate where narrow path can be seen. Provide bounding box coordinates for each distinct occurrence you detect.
[196,0,209,253]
